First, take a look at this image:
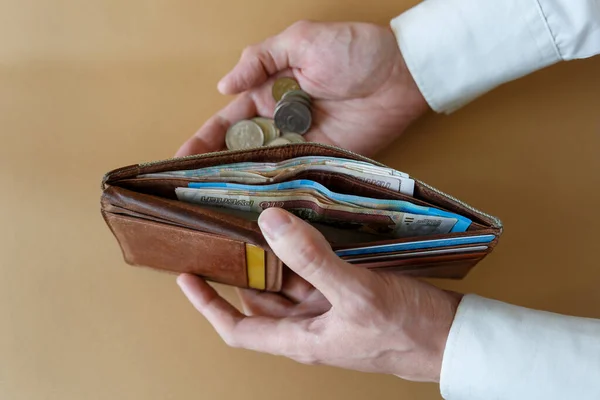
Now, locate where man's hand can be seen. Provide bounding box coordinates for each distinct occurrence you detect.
[177,208,461,382]
[176,21,428,158]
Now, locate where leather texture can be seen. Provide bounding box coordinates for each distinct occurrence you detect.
[101,143,502,291]
[104,213,249,287]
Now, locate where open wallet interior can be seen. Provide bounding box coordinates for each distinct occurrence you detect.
[101,143,503,292]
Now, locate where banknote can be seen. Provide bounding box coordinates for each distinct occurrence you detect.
[159,157,409,178]
[195,204,384,244]
[140,156,414,195]
[146,164,413,193]
[187,180,471,232]
[175,187,458,238]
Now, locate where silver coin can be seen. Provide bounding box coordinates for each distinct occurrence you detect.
[275,97,311,113]
[225,120,264,150]
[274,100,291,114]
[282,90,312,104]
[252,117,280,143]
[280,92,311,107]
[265,137,292,146]
[274,102,312,135]
[281,132,306,143]
[279,96,311,109]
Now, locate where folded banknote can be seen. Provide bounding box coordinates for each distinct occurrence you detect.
[176,185,461,238]
[187,180,472,232]
[140,156,415,195]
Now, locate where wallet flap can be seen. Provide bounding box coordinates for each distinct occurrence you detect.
[103,212,283,291]
[104,212,249,287]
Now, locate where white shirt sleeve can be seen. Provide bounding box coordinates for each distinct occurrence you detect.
[440,295,600,399]
[390,2,600,398]
[390,0,600,113]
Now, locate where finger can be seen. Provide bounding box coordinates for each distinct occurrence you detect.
[281,268,316,304]
[175,74,287,158]
[175,93,257,157]
[178,274,315,356]
[177,274,244,338]
[257,208,367,305]
[218,21,312,94]
[236,288,295,317]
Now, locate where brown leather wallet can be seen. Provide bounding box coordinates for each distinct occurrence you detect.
[101,143,503,291]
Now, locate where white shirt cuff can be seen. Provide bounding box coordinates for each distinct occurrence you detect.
[390,0,561,113]
[440,294,600,400]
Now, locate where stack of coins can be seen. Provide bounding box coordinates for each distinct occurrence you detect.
[273,78,313,135]
[224,77,310,151]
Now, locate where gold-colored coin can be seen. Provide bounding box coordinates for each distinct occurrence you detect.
[252,117,280,143]
[272,77,301,102]
[265,137,292,146]
[281,133,306,143]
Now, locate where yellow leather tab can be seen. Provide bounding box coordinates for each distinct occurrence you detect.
[246,244,265,290]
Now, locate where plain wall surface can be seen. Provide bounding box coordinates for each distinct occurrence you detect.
[1,1,599,399]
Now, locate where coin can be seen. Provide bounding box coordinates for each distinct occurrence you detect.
[272,77,301,102]
[252,117,280,143]
[280,95,311,109]
[225,120,264,150]
[281,133,306,143]
[282,89,312,105]
[274,101,312,134]
[265,137,292,146]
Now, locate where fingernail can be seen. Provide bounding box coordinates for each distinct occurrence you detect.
[176,273,190,289]
[217,78,228,93]
[258,208,292,239]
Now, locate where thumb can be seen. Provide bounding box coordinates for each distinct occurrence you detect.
[218,21,313,94]
[258,208,368,305]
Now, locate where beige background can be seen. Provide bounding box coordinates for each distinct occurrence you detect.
[1,0,599,399]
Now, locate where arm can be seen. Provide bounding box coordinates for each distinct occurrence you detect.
[178,209,600,399]
[176,3,600,398]
[441,295,600,399]
[391,1,600,398]
[391,0,600,113]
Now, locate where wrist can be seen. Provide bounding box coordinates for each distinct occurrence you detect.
[383,26,430,126]
[391,288,462,383]
[428,291,463,382]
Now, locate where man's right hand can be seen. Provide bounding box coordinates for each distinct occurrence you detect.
[178,208,460,383]
[176,21,429,158]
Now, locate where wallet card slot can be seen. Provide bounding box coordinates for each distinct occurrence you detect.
[342,243,490,264]
[357,252,485,273]
[331,229,499,253]
[372,258,482,279]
